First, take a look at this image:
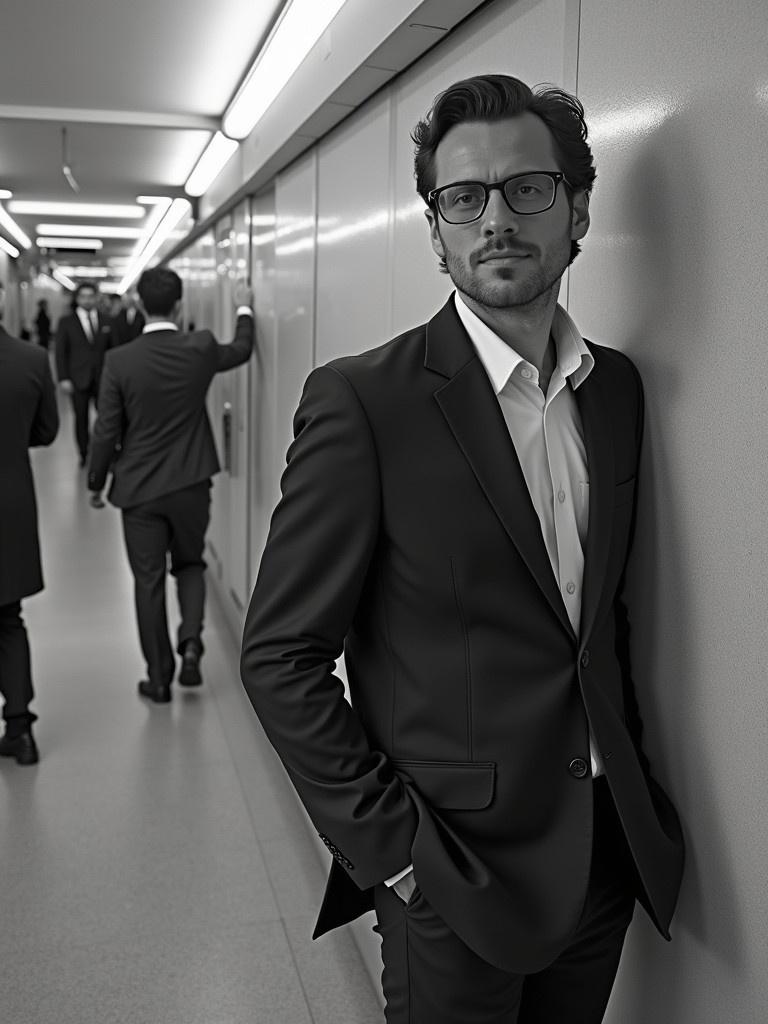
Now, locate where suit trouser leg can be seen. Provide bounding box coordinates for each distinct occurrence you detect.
[70,387,91,461]
[373,778,636,1024]
[0,601,37,734]
[122,504,175,687]
[165,481,211,654]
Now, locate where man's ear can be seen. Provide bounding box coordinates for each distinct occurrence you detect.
[425,207,446,262]
[570,189,590,242]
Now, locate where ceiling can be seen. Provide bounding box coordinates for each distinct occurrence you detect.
[0,0,285,289]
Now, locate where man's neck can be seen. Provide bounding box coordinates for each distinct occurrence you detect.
[459,284,559,393]
[144,314,178,326]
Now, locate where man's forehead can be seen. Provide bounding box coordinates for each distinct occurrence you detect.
[434,113,558,179]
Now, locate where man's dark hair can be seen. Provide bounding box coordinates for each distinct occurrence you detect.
[74,281,97,298]
[412,74,596,264]
[137,267,183,316]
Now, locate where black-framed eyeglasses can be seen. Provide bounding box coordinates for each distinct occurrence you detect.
[427,171,570,224]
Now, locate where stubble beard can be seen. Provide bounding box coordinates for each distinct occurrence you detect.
[443,234,572,312]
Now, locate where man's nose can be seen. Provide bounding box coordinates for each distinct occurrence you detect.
[481,186,519,234]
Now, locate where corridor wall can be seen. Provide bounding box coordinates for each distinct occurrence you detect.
[174,0,768,1016]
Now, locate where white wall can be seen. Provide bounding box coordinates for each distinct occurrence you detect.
[180,0,768,1016]
[570,1,768,1020]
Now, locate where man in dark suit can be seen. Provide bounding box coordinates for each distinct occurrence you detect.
[240,75,685,1023]
[0,281,59,765]
[88,268,254,704]
[55,280,116,466]
[111,291,146,346]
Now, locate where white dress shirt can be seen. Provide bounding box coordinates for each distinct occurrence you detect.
[76,306,98,342]
[386,293,603,894]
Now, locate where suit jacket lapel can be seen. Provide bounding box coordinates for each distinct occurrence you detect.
[575,358,614,645]
[426,299,574,638]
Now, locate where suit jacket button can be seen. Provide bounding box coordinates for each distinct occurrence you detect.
[580,650,590,668]
[569,757,589,779]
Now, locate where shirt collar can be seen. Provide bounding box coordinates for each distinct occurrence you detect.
[453,292,594,394]
[142,321,178,334]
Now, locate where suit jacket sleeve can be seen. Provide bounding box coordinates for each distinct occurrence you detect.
[215,313,254,372]
[89,356,123,491]
[55,318,70,381]
[240,365,418,890]
[30,352,60,447]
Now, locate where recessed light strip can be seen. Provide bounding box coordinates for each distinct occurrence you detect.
[223,0,348,140]
[37,237,103,250]
[10,201,144,219]
[52,267,77,289]
[185,132,239,197]
[36,223,144,239]
[117,198,191,293]
[0,235,20,258]
[0,203,32,249]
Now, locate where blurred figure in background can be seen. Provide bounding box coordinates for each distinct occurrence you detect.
[55,281,116,467]
[112,290,146,346]
[88,268,254,704]
[0,281,59,765]
[35,298,52,349]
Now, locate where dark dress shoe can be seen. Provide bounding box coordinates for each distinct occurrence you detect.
[137,680,171,703]
[0,730,40,765]
[178,645,202,687]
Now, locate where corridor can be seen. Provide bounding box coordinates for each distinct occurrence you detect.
[0,397,381,1024]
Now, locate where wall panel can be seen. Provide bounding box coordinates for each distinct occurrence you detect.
[570,2,768,1021]
[315,92,394,363]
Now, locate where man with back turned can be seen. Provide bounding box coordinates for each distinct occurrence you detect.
[88,268,254,703]
[240,75,684,1022]
[0,281,59,765]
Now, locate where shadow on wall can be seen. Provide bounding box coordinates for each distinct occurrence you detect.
[605,108,744,1021]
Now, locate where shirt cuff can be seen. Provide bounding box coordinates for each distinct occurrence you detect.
[384,864,414,887]
[236,306,254,317]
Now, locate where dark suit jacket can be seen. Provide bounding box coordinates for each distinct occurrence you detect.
[0,326,59,605]
[240,297,685,973]
[54,310,115,389]
[88,315,254,508]
[111,308,146,346]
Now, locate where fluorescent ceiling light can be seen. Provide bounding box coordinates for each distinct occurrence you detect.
[223,0,348,139]
[56,266,111,277]
[0,203,32,249]
[52,268,77,289]
[36,223,144,239]
[10,201,144,219]
[185,132,239,197]
[37,237,103,250]
[137,195,171,205]
[0,236,20,258]
[0,189,12,200]
[117,198,191,293]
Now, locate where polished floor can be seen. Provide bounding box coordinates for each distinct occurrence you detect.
[0,394,382,1023]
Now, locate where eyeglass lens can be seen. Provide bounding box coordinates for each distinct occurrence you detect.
[437,173,557,223]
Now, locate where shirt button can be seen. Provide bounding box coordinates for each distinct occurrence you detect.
[520,367,533,379]
[565,581,576,595]
[558,490,566,503]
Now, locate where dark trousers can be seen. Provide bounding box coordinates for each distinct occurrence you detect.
[71,378,99,462]
[121,481,211,687]
[374,778,636,1024]
[0,601,36,733]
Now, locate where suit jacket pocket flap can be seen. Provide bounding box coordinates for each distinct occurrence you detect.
[392,760,496,810]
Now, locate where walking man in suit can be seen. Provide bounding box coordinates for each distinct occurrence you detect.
[55,280,115,466]
[0,281,59,765]
[239,75,685,1022]
[111,291,146,346]
[88,268,254,704]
